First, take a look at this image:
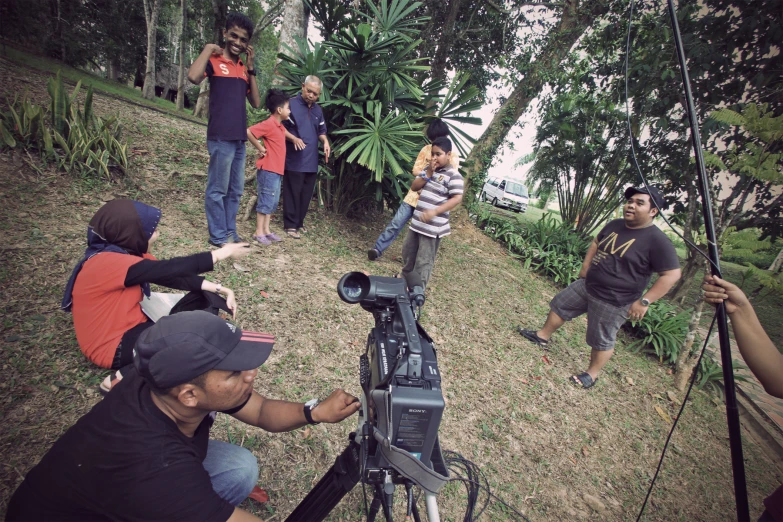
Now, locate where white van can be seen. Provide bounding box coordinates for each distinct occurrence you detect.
[480,177,529,213]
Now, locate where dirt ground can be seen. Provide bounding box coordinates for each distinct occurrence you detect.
[1,58,781,521]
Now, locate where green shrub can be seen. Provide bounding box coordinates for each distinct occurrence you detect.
[474,211,590,285]
[0,71,127,179]
[626,300,690,364]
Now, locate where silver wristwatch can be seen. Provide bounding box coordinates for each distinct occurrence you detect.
[304,398,320,425]
[640,297,651,306]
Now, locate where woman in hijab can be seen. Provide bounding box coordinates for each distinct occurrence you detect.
[62,199,250,392]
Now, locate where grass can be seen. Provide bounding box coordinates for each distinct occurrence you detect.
[0,43,205,126]
[2,56,783,521]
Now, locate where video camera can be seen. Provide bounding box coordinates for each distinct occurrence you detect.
[286,272,448,522]
[336,272,445,471]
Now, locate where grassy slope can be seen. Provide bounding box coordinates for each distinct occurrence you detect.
[1,57,781,521]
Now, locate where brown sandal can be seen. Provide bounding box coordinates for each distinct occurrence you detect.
[285,229,301,239]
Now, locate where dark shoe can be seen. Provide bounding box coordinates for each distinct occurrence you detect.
[232,235,246,243]
[368,248,380,261]
[570,372,598,389]
[208,240,226,248]
[518,327,549,349]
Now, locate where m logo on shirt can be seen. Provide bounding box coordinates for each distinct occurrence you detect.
[597,232,635,257]
[219,64,230,75]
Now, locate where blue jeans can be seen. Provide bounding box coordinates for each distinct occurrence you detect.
[256,170,282,214]
[203,439,258,506]
[206,140,246,244]
[374,202,414,254]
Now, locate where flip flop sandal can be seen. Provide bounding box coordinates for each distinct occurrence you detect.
[570,372,597,389]
[518,327,550,349]
[285,229,301,239]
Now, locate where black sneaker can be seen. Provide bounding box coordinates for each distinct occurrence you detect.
[208,240,226,248]
[368,248,380,261]
[231,235,246,243]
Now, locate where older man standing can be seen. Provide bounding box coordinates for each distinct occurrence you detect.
[282,76,331,239]
[518,186,681,389]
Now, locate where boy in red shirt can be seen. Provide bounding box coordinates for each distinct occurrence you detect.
[246,89,291,245]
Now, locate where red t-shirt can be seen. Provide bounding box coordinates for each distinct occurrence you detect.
[72,252,155,368]
[248,117,286,175]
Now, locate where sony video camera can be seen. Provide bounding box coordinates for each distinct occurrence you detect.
[337,272,446,475]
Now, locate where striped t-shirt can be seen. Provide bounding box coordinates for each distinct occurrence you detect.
[409,165,464,238]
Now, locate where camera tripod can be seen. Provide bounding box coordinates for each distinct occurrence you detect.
[285,397,445,522]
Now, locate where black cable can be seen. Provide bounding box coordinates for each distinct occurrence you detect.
[442,450,530,522]
[622,0,721,277]
[635,315,717,521]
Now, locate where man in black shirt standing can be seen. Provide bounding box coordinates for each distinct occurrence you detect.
[518,186,681,389]
[6,311,360,522]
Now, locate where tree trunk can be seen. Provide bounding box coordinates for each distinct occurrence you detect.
[274,0,309,84]
[770,246,783,272]
[428,0,464,85]
[176,0,188,111]
[670,182,702,304]
[674,295,706,392]
[142,0,164,100]
[107,56,121,82]
[194,81,210,118]
[461,0,610,190]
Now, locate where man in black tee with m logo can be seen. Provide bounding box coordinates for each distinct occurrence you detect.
[519,186,681,389]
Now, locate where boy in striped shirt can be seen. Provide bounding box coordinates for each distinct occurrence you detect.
[401,136,463,291]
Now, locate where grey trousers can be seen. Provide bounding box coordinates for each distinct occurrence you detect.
[401,230,441,291]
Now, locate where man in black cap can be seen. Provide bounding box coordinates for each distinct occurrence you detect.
[518,186,681,389]
[6,311,360,521]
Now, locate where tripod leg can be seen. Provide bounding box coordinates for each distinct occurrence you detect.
[285,441,362,522]
[367,487,382,522]
[424,493,440,522]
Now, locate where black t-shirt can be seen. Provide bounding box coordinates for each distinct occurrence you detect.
[585,219,680,306]
[5,369,235,522]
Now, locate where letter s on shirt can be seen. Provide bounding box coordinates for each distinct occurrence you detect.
[219,64,230,75]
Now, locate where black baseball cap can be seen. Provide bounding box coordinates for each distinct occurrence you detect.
[133,311,274,389]
[624,185,666,210]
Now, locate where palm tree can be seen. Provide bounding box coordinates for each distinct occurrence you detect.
[277,0,482,214]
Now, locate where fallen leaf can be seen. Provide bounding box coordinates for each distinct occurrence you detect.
[248,486,269,504]
[533,376,542,381]
[655,405,673,425]
[233,263,249,272]
[667,391,682,405]
[520,378,529,385]
[569,456,578,465]
[259,290,269,298]
[581,446,589,457]
[666,369,673,375]
[625,376,635,386]
[542,356,552,365]
[302,427,312,439]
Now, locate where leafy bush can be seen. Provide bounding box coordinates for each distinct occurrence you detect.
[0,71,127,179]
[626,300,690,364]
[475,211,591,285]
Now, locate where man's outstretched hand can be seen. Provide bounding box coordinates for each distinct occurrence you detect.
[312,389,360,423]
